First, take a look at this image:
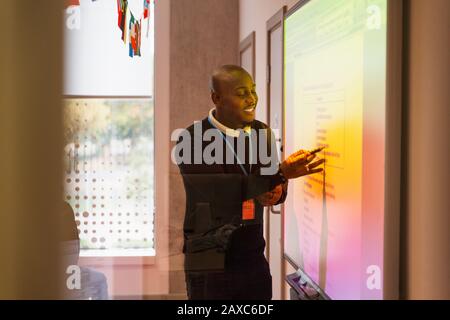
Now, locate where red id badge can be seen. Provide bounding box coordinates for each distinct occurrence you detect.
[242,199,255,220]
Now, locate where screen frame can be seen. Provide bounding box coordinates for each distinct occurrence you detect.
[282,0,403,300]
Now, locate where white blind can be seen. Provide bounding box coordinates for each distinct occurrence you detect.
[64,0,154,96]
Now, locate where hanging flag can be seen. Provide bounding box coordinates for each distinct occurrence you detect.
[143,0,150,19]
[117,0,150,56]
[129,13,136,57]
[128,14,142,58]
[117,0,128,43]
[65,0,80,8]
[136,18,142,56]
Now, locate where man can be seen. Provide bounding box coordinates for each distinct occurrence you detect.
[175,65,324,300]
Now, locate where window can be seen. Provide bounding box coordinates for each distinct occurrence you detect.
[64,0,155,257]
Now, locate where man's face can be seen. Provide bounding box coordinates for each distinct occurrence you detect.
[215,72,258,127]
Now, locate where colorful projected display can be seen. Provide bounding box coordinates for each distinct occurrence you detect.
[284,0,387,299]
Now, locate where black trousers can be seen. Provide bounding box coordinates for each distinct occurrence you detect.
[185,263,272,300]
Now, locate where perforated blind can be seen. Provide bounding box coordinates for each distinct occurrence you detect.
[63,99,154,256]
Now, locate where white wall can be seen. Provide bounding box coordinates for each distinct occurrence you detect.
[239,0,298,124]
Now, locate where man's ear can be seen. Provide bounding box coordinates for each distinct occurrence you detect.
[211,91,221,106]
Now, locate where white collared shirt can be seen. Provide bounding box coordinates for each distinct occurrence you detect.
[208,108,252,137]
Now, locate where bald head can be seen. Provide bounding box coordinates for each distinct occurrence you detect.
[209,65,251,94]
[209,65,258,129]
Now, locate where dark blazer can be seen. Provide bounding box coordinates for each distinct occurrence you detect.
[176,116,287,272]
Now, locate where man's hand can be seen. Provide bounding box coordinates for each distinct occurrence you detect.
[213,224,238,249]
[256,184,283,206]
[280,149,325,179]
